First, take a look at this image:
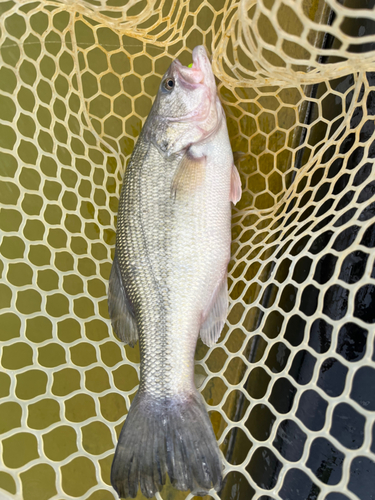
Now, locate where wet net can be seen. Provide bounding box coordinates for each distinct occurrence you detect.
[0,0,374,499]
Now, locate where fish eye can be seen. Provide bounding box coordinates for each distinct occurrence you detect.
[164,78,175,91]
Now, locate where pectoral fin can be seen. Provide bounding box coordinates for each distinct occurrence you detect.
[230,164,242,205]
[200,276,228,347]
[108,253,138,347]
[171,153,206,200]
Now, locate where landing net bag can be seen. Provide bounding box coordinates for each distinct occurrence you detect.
[0,1,374,499]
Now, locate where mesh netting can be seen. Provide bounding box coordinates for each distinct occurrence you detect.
[0,0,374,499]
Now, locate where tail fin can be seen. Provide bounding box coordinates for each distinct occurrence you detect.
[111,391,223,498]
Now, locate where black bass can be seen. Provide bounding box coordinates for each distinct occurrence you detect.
[108,45,242,499]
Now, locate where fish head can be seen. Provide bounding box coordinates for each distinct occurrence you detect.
[147,46,223,156]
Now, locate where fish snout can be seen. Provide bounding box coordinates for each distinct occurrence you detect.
[176,46,215,91]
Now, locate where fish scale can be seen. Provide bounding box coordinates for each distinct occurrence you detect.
[122,146,187,395]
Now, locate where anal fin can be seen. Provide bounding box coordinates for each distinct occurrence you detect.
[108,253,138,347]
[200,276,228,347]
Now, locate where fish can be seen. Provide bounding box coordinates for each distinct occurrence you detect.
[108,45,242,499]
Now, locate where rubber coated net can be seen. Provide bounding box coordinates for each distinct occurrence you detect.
[0,1,374,499]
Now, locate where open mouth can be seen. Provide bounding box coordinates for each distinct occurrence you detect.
[179,46,216,91]
[174,46,211,87]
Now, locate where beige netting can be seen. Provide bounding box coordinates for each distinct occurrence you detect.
[0,0,374,499]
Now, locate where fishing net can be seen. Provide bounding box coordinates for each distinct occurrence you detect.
[0,0,374,499]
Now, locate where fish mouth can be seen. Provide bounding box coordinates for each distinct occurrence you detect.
[168,46,216,124]
[181,46,216,88]
[175,46,215,90]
